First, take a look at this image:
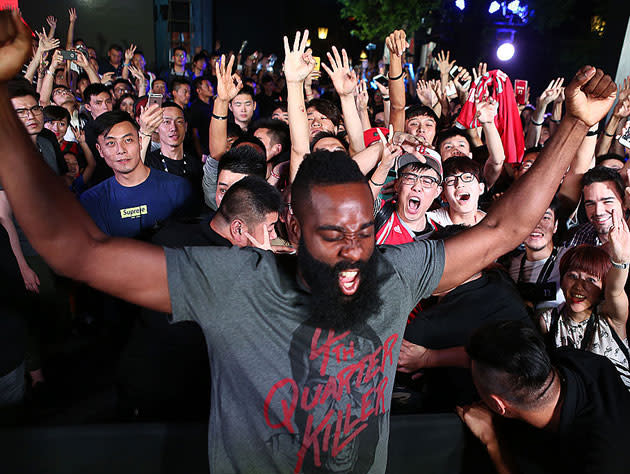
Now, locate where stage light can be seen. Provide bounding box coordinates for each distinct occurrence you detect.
[360,50,367,60]
[317,27,328,40]
[496,42,515,61]
[507,0,520,13]
[489,1,501,14]
[455,0,466,10]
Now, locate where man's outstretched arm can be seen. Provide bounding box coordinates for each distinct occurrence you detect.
[436,66,616,293]
[0,11,171,313]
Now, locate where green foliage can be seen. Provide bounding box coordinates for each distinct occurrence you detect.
[338,0,440,41]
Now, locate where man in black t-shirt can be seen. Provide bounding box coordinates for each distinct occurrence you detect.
[459,320,630,474]
[145,102,203,211]
[189,77,214,157]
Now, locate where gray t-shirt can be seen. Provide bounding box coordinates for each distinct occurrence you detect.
[165,239,445,473]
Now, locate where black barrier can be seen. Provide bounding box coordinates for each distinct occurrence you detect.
[0,413,467,474]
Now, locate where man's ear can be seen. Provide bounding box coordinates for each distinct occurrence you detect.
[228,102,233,113]
[85,103,92,113]
[433,185,443,200]
[553,220,559,234]
[253,101,257,112]
[489,394,507,416]
[271,143,282,158]
[229,218,247,246]
[478,181,485,195]
[95,142,102,157]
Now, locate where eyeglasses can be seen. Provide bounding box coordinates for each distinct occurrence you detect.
[15,105,44,118]
[444,172,476,187]
[400,172,439,189]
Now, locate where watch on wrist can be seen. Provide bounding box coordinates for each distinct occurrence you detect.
[610,257,630,270]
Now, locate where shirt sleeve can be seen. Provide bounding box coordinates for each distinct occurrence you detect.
[164,246,265,325]
[379,239,445,305]
[202,157,219,210]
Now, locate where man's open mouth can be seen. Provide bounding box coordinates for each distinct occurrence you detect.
[338,270,360,296]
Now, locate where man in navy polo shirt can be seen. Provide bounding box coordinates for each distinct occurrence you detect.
[80,111,193,238]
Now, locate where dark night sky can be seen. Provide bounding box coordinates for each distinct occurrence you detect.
[216,0,629,98]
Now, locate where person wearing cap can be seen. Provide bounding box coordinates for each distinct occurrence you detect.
[371,146,444,245]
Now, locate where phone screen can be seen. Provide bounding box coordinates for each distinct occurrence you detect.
[313,56,321,72]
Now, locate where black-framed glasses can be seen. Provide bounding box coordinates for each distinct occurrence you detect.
[444,172,476,187]
[15,105,43,118]
[400,172,439,189]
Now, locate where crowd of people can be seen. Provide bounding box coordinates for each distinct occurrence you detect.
[0,6,630,473]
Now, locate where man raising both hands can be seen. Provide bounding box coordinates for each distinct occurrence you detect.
[0,14,618,474]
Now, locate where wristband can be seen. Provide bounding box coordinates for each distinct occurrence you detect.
[586,130,598,137]
[388,71,404,81]
[369,177,386,187]
[604,131,615,137]
[212,113,228,120]
[550,118,561,123]
[46,69,55,77]
[530,118,544,126]
[382,96,390,101]
[610,257,630,270]
[139,130,153,138]
[270,170,281,179]
[123,63,130,67]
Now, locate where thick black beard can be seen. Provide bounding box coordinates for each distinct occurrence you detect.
[297,238,383,331]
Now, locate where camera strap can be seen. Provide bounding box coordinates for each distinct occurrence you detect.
[518,246,559,285]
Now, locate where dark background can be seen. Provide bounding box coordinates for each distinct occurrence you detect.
[20,0,630,98]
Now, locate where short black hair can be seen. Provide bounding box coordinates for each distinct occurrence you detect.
[109,44,123,53]
[595,153,625,168]
[172,46,187,56]
[442,155,482,182]
[192,76,209,92]
[273,102,288,113]
[192,52,207,64]
[231,135,267,159]
[7,79,39,101]
[170,76,191,93]
[218,176,282,228]
[436,127,474,154]
[233,85,255,102]
[306,98,341,127]
[227,122,244,139]
[405,104,439,124]
[582,165,625,200]
[43,105,71,123]
[161,101,185,114]
[218,146,266,179]
[115,93,138,111]
[83,83,110,104]
[291,151,367,220]
[252,119,290,153]
[310,131,349,151]
[112,78,133,90]
[467,320,554,409]
[92,110,139,139]
[522,146,542,161]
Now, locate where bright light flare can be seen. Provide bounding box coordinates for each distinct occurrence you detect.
[496,42,515,61]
